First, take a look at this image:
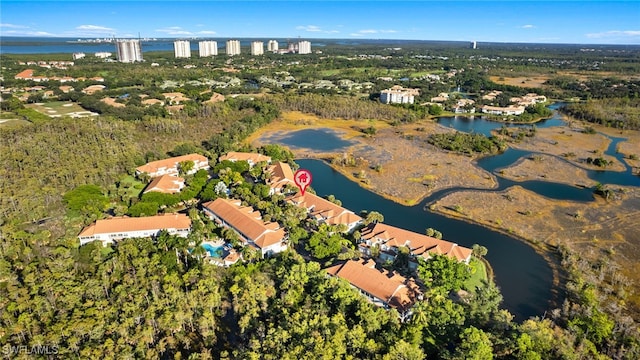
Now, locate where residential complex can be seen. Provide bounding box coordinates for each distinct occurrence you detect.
[199,40,218,57]
[265,162,295,195]
[135,153,210,178]
[218,151,271,167]
[115,39,143,63]
[143,174,185,194]
[78,213,191,246]
[326,259,422,320]
[359,222,473,269]
[202,198,288,257]
[174,40,191,58]
[379,85,420,104]
[287,192,363,233]
[226,40,241,56]
[481,105,526,116]
[267,40,279,53]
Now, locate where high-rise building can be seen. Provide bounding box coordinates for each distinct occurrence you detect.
[267,40,279,53]
[470,41,477,49]
[199,41,218,57]
[226,40,241,56]
[250,41,264,56]
[115,39,143,63]
[297,40,311,54]
[174,40,191,58]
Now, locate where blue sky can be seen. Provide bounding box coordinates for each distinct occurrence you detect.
[1,1,639,44]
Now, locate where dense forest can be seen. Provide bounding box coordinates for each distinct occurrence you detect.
[2,45,640,358]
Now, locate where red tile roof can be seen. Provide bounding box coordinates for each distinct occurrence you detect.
[218,151,271,164]
[136,153,208,177]
[78,213,191,237]
[326,259,421,311]
[287,192,362,227]
[266,162,295,190]
[143,174,185,194]
[15,69,34,79]
[202,198,285,248]
[361,223,472,263]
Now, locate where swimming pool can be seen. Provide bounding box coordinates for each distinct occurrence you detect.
[201,243,225,258]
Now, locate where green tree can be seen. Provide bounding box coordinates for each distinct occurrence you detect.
[452,326,494,360]
[364,211,384,225]
[417,254,470,293]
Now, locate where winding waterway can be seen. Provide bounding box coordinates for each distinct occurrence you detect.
[273,104,638,320]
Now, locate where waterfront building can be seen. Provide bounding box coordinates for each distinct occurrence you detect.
[115,39,143,63]
[226,40,241,56]
[218,152,271,168]
[199,40,218,57]
[72,52,85,60]
[251,41,264,56]
[267,40,279,53]
[174,40,191,58]
[297,40,311,54]
[287,192,363,233]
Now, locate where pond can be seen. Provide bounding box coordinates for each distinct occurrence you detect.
[257,128,355,152]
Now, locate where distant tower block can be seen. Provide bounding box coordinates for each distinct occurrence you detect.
[226,40,241,56]
[251,41,264,55]
[174,40,191,58]
[268,40,279,53]
[115,39,143,62]
[297,40,311,54]
[471,41,477,49]
[199,40,218,57]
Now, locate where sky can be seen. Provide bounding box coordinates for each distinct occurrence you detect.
[1,1,639,44]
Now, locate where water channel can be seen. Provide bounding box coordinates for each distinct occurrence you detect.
[268,104,638,320]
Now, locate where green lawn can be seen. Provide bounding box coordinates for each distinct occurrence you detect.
[118,175,146,199]
[464,257,489,292]
[26,101,98,118]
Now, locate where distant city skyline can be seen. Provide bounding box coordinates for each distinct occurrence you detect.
[1,1,639,45]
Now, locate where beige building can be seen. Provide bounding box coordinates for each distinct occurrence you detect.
[226,40,241,56]
[267,40,279,53]
[198,40,218,57]
[78,214,191,246]
[115,39,143,63]
[251,41,264,55]
[380,85,420,104]
[297,40,311,54]
[174,40,191,58]
[136,153,210,178]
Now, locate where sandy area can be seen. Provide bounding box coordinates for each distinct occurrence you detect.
[489,76,549,88]
[505,125,627,172]
[498,154,595,188]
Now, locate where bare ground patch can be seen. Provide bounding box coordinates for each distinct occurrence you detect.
[497,154,595,188]
[489,75,550,88]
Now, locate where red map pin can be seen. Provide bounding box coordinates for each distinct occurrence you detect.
[294,169,312,195]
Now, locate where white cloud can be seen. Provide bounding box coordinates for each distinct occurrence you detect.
[296,25,322,32]
[156,26,194,36]
[198,30,217,35]
[586,30,640,39]
[76,24,115,32]
[521,24,535,29]
[296,25,340,34]
[3,30,56,36]
[351,29,398,36]
[0,23,28,29]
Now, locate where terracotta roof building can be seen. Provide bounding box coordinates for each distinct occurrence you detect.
[143,174,185,194]
[202,198,287,257]
[15,69,35,80]
[218,151,271,168]
[266,162,295,195]
[78,213,191,246]
[287,192,363,233]
[360,223,472,268]
[136,153,209,178]
[326,259,422,319]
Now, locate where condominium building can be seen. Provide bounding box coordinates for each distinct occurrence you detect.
[174,40,191,58]
[297,40,311,54]
[199,40,218,57]
[78,213,191,246]
[267,40,279,53]
[379,85,420,104]
[115,39,143,63]
[226,40,241,56]
[251,41,264,56]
